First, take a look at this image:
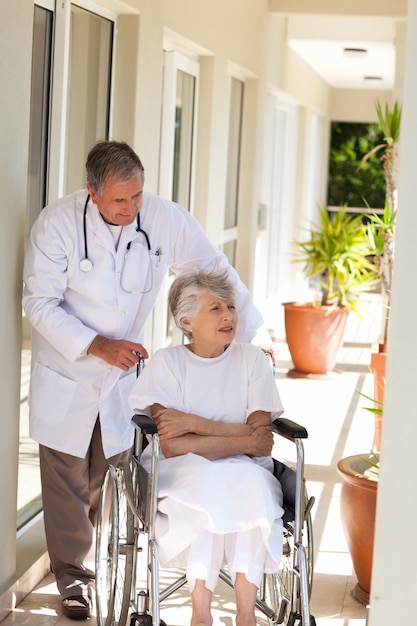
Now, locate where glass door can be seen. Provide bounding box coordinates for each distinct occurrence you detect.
[48,0,115,202]
[20,0,115,529]
[64,4,113,193]
[151,51,199,352]
[20,1,54,529]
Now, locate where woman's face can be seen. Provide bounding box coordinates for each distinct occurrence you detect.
[185,291,238,357]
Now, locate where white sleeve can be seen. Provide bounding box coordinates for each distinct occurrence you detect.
[22,205,97,363]
[167,204,266,343]
[128,350,183,414]
[245,346,284,420]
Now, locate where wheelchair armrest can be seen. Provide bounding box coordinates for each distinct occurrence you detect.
[272,417,308,441]
[131,413,158,435]
[131,414,308,441]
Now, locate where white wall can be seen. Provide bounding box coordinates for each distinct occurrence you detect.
[368,0,417,621]
[0,0,33,607]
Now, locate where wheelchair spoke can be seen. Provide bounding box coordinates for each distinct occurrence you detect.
[96,465,118,626]
[96,463,137,626]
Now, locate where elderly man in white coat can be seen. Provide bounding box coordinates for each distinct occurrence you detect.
[22,140,275,620]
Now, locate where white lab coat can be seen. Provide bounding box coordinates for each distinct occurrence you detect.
[23,190,265,458]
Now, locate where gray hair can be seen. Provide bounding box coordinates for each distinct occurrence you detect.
[169,269,237,341]
[85,140,145,197]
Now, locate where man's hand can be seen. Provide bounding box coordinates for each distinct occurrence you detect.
[259,344,279,367]
[87,335,148,371]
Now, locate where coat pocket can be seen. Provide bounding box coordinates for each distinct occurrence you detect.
[29,361,77,424]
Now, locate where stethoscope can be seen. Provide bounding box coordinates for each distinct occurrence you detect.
[80,193,154,293]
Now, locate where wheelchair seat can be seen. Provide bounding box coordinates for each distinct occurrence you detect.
[95,414,316,626]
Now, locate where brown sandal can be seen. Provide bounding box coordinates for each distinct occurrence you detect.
[62,595,91,620]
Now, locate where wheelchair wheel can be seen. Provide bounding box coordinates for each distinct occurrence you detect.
[96,463,137,626]
[266,495,315,625]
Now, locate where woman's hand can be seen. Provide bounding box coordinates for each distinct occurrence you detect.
[152,405,255,441]
[153,408,192,440]
[151,405,273,460]
[247,426,274,457]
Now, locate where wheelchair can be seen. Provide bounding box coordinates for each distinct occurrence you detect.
[95,414,316,626]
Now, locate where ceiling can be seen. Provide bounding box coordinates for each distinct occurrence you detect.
[285,15,399,90]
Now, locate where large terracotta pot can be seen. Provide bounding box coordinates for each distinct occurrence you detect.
[370,346,386,452]
[337,454,378,605]
[283,302,349,378]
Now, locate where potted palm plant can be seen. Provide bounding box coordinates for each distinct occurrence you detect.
[283,206,379,378]
[358,100,401,347]
[335,102,400,607]
[357,100,401,448]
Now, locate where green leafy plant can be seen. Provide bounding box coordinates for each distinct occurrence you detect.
[361,450,380,477]
[357,389,383,420]
[357,389,383,477]
[357,100,401,210]
[357,100,402,345]
[327,121,386,208]
[292,206,379,312]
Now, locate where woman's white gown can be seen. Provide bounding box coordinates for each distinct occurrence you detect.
[128,342,285,580]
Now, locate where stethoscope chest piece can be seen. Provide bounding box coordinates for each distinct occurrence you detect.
[80,257,94,272]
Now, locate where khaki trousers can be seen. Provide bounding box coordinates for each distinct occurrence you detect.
[39,419,131,600]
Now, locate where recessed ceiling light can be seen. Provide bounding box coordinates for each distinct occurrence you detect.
[343,47,368,58]
[364,76,383,81]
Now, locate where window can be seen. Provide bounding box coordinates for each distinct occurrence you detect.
[220,77,244,266]
[172,69,196,208]
[153,50,199,352]
[159,51,198,210]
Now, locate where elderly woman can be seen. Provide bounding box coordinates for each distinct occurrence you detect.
[128,269,284,626]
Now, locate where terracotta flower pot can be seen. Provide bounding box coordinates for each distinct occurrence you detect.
[370,347,386,452]
[283,302,349,378]
[337,454,378,605]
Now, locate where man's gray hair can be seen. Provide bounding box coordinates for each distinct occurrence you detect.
[169,268,236,341]
[86,140,145,197]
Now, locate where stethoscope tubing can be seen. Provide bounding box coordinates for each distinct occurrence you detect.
[80,193,153,293]
[80,192,151,271]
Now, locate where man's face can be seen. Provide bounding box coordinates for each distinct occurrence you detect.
[87,172,143,226]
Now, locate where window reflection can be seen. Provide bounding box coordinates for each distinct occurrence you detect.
[221,78,244,269]
[172,70,196,208]
[224,78,244,230]
[65,5,113,193]
[167,68,197,346]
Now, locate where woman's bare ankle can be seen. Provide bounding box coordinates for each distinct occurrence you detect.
[235,613,257,626]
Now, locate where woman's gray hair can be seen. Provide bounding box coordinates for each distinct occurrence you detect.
[86,140,145,197]
[169,269,237,341]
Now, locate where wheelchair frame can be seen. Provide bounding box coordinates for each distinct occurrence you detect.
[95,415,316,626]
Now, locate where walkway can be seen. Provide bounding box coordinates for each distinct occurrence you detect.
[4,295,382,625]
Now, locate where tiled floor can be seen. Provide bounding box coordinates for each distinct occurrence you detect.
[4,299,381,626]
